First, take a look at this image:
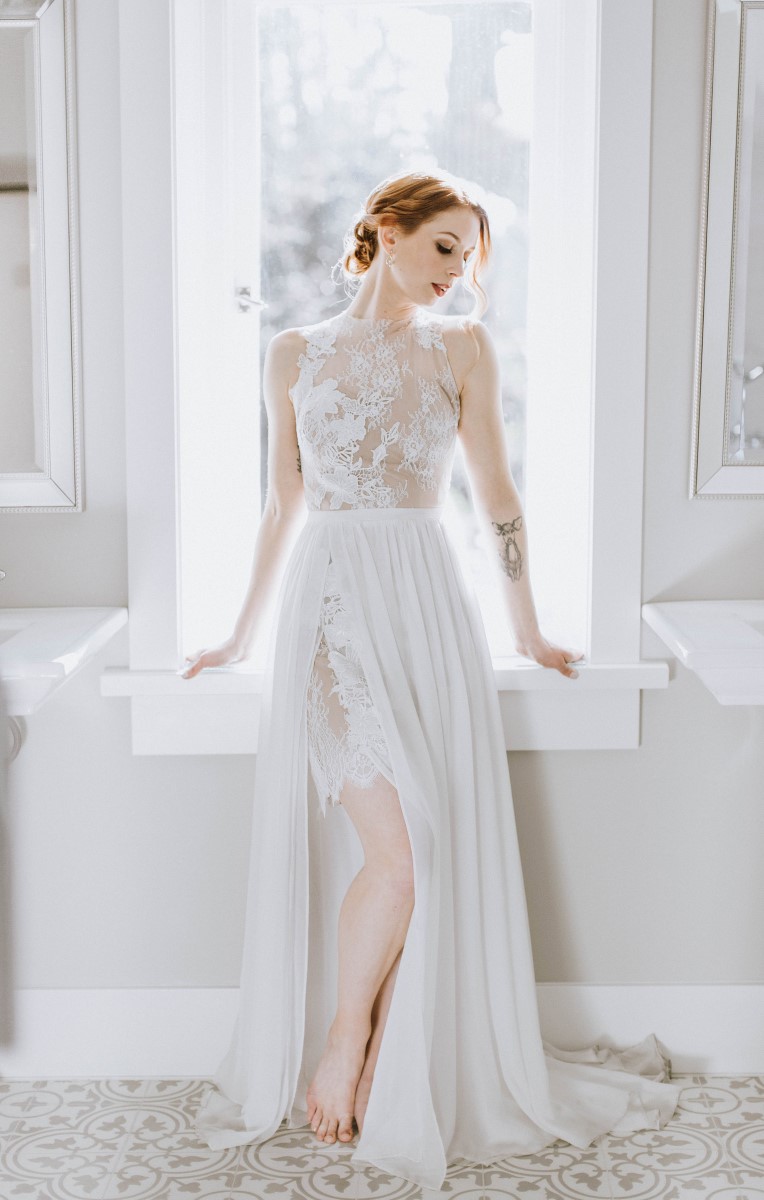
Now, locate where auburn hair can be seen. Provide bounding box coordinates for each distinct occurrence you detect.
[339,170,492,319]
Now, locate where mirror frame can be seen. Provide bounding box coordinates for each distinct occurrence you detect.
[0,0,83,512]
[691,0,764,498]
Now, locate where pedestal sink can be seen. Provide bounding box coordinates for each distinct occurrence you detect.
[0,606,128,720]
[641,600,764,704]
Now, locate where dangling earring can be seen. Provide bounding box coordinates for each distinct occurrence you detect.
[385,250,395,268]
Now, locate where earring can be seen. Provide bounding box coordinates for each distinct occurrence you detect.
[385,250,395,268]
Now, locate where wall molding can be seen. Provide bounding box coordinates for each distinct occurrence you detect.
[100,664,668,753]
[1,985,761,1078]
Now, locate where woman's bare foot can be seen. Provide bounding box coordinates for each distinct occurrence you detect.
[306,1021,369,1145]
[353,1062,374,1136]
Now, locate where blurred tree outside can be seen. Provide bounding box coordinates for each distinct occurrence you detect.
[258,2,532,654]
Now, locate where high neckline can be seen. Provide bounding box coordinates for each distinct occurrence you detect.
[341,306,422,324]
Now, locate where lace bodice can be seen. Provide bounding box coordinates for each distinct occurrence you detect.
[289,307,472,510]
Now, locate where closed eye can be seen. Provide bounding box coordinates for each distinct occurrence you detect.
[437,243,474,262]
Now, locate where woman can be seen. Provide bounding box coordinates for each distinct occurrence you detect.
[185,171,681,1191]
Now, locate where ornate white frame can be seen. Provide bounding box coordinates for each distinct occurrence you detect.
[0,0,83,512]
[690,0,764,497]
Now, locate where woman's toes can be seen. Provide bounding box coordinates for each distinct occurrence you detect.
[311,1107,323,1135]
[324,1117,338,1144]
[338,1115,354,1142]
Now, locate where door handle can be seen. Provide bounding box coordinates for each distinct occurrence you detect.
[236,286,268,312]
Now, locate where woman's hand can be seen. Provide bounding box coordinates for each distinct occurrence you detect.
[180,637,250,679]
[515,633,584,679]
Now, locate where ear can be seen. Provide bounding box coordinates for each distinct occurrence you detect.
[377,221,398,255]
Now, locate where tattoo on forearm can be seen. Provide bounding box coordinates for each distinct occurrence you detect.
[492,517,524,581]
[296,447,302,474]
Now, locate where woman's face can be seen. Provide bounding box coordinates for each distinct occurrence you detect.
[379,206,482,307]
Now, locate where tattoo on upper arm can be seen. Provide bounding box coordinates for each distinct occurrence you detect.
[491,517,524,581]
[296,446,302,474]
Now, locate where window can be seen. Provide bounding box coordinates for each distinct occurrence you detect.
[258,1,531,657]
[111,0,665,754]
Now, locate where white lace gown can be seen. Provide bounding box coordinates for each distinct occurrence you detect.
[194,307,681,1190]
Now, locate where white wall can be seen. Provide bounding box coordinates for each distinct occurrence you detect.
[513,0,764,983]
[0,0,255,992]
[1,0,762,1000]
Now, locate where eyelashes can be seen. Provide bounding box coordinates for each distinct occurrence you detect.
[437,243,473,263]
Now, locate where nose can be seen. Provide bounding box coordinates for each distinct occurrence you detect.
[449,258,466,279]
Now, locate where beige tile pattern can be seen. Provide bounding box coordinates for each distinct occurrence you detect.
[0,1075,762,1199]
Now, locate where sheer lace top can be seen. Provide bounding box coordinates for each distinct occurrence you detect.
[289,307,474,510]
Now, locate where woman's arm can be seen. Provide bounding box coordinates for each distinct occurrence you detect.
[455,321,582,679]
[182,328,306,678]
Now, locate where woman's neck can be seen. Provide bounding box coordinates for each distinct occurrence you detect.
[344,275,420,323]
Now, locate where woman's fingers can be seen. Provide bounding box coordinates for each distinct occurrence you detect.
[180,649,206,679]
[515,636,585,679]
[557,646,584,679]
[537,644,583,678]
[181,641,244,678]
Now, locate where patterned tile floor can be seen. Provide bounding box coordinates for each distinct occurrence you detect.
[0,1075,763,1200]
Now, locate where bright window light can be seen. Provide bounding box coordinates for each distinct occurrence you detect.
[258,1,532,657]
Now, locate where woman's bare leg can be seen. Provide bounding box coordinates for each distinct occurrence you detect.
[306,772,414,1146]
[353,946,402,1134]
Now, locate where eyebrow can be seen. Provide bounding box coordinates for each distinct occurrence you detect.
[437,231,476,252]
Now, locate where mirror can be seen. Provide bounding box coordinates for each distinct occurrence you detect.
[692,0,764,497]
[0,0,82,511]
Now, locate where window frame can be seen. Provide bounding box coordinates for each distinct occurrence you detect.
[109,0,666,752]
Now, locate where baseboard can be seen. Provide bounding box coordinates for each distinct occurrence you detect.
[0,985,761,1078]
[535,983,764,1075]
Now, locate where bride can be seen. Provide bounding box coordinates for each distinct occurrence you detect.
[182,170,679,1191]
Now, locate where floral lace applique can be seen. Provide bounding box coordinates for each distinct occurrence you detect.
[298,375,407,509]
[291,308,462,511]
[343,325,413,430]
[307,565,391,816]
[294,320,411,510]
[412,318,447,352]
[399,374,459,492]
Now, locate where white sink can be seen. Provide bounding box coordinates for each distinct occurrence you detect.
[641,600,764,705]
[0,607,128,716]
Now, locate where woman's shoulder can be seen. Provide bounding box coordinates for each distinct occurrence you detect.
[437,313,490,388]
[436,311,489,341]
[266,324,313,351]
[267,313,340,356]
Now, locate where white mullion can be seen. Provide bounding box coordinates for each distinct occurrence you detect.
[525,0,653,677]
[587,0,653,662]
[524,0,598,655]
[119,0,181,669]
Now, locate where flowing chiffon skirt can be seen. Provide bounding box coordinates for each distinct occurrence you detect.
[194,506,681,1191]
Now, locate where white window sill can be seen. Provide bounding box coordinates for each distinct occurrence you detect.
[100,661,667,755]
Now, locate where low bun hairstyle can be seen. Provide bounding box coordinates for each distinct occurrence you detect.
[337,170,492,319]
[346,212,379,274]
